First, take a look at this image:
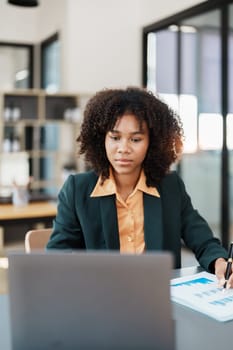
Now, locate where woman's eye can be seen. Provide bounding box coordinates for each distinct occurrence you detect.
[131,138,141,143]
[110,135,119,141]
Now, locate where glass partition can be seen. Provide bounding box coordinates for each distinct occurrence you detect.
[228,4,233,241]
[144,2,233,244]
[180,10,222,239]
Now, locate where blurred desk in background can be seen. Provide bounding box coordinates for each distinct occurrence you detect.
[0,201,57,248]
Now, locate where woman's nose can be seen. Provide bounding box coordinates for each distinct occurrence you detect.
[117,139,130,153]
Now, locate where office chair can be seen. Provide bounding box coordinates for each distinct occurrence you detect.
[25,228,52,252]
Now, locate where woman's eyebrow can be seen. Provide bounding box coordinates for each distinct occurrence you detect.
[109,129,146,134]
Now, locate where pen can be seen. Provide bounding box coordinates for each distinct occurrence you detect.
[223,242,233,289]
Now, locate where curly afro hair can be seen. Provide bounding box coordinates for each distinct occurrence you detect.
[77,86,183,186]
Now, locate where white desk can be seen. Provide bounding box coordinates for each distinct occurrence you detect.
[0,295,11,350]
[1,266,233,350]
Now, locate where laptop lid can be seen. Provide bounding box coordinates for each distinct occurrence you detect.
[8,251,174,350]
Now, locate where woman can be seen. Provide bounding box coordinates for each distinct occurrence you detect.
[47,87,231,288]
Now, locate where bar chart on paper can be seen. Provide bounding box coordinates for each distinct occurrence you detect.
[171,271,233,322]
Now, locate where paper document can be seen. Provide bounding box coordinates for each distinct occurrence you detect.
[171,271,233,322]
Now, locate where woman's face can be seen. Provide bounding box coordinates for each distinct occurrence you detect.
[105,114,149,178]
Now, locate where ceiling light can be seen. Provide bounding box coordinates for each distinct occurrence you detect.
[8,0,39,7]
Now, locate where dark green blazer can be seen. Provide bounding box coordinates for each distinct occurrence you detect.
[47,171,227,270]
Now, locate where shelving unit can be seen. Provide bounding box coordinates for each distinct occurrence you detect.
[0,89,91,199]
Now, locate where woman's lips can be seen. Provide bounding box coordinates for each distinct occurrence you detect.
[115,159,133,165]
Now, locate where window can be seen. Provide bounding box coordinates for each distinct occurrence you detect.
[41,33,60,92]
[0,42,33,89]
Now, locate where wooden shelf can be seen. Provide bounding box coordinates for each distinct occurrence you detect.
[0,90,91,197]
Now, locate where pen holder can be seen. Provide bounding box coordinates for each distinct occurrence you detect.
[12,186,29,207]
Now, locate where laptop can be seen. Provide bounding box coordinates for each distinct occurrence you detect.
[8,251,175,350]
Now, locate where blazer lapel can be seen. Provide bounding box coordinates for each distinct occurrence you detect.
[143,193,163,250]
[99,193,163,251]
[99,195,120,249]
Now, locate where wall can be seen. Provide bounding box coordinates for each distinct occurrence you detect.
[62,0,205,92]
[138,0,206,25]
[63,0,142,92]
[0,0,204,91]
[0,0,38,42]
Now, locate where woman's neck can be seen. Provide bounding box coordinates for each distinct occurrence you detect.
[113,170,141,201]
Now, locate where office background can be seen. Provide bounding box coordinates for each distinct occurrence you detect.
[0,0,203,91]
[0,0,233,249]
